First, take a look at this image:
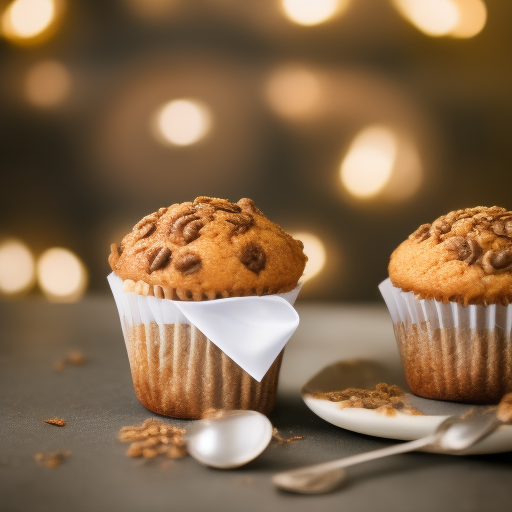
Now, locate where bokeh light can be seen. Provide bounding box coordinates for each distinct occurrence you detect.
[280,0,349,26]
[340,125,397,199]
[383,138,423,201]
[1,0,61,43]
[0,239,35,295]
[265,65,321,119]
[292,232,326,282]
[392,0,459,37]
[24,60,71,108]
[450,0,486,39]
[153,99,212,147]
[37,248,87,302]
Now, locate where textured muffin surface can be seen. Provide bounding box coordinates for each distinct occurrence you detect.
[109,196,307,300]
[389,206,512,306]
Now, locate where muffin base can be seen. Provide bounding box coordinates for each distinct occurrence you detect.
[124,322,283,419]
[395,322,512,404]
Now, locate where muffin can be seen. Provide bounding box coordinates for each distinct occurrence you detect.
[108,196,307,418]
[380,206,512,404]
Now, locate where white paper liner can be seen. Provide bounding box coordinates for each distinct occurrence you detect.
[378,278,512,403]
[108,272,300,382]
[379,278,512,332]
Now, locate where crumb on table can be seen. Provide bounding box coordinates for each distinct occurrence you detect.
[118,418,187,459]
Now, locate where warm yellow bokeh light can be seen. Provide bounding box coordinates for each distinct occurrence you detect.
[392,0,459,36]
[385,139,422,201]
[265,66,321,118]
[280,0,348,26]
[1,0,57,40]
[0,239,35,295]
[340,126,397,199]
[292,232,326,282]
[24,60,71,108]
[450,0,486,38]
[37,248,87,302]
[153,99,212,147]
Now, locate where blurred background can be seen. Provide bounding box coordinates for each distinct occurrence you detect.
[0,0,511,303]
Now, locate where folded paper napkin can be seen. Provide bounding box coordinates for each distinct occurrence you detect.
[108,273,301,381]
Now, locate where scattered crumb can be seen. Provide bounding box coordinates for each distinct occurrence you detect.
[118,418,187,459]
[272,427,304,445]
[159,460,174,470]
[53,360,66,372]
[460,408,477,420]
[66,351,87,366]
[201,408,226,419]
[53,351,88,372]
[34,451,71,468]
[44,418,66,427]
[497,392,512,423]
[311,383,423,417]
[235,476,254,485]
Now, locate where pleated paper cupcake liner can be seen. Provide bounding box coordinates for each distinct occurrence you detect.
[124,322,282,419]
[108,273,300,418]
[379,278,512,404]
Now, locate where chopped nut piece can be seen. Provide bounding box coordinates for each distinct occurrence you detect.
[135,222,156,240]
[148,246,172,273]
[410,224,431,242]
[182,220,204,243]
[44,418,66,427]
[240,242,266,275]
[491,249,512,270]
[227,213,255,237]
[174,253,202,275]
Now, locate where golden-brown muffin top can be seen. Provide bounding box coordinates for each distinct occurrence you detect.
[389,206,512,306]
[109,196,307,301]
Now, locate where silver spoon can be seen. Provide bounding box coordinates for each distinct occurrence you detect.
[273,397,512,495]
[186,410,273,469]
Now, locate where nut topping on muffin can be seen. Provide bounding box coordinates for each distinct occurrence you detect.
[390,206,512,305]
[148,246,172,273]
[109,197,306,300]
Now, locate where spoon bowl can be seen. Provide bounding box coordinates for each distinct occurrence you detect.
[186,410,273,469]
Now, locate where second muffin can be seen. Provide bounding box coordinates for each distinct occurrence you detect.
[382,206,512,404]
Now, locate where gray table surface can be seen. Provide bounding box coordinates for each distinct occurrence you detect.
[1,298,511,512]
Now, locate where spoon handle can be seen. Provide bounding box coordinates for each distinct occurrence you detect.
[274,434,436,482]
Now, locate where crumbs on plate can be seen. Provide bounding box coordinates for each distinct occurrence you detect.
[311,383,423,417]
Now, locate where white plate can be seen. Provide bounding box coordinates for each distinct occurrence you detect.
[301,360,512,455]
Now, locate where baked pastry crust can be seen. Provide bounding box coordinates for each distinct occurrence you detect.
[389,206,512,306]
[109,197,307,300]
